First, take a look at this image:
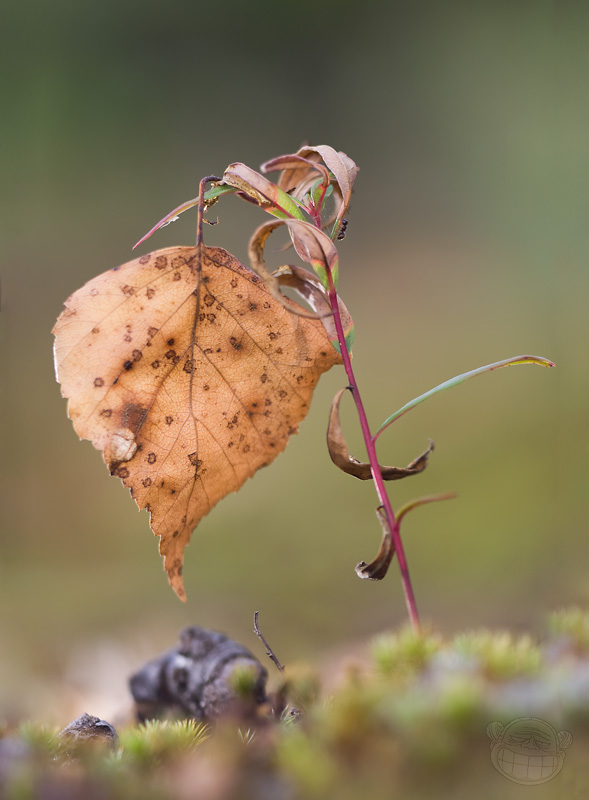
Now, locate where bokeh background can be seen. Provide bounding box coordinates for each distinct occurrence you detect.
[2,0,587,722]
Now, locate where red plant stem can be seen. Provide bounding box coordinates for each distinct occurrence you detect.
[324,272,421,632]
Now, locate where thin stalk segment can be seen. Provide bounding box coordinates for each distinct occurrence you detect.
[324,270,421,631]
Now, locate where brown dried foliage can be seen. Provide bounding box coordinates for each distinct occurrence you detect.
[53,245,342,599]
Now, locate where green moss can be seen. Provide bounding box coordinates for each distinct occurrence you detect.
[372,625,442,678]
[17,722,60,760]
[5,617,589,799]
[229,663,262,699]
[548,607,589,651]
[119,719,209,767]
[452,630,540,679]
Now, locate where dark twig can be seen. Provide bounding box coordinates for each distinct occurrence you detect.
[253,611,285,674]
[196,175,221,246]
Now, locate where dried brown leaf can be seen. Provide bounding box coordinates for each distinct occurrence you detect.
[221,163,303,220]
[274,264,353,344]
[262,145,358,234]
[327,388,434,480]
[261,154,330,193]
[53,245,343,600]
[356,492,457,581]
[355,507,394,581]
[249,218,340,291]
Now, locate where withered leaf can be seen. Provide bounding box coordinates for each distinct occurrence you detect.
[263,145,358,232]
[327,388,434,480]
[53,245,343,600]
[249,217,341,291]
[221,163,304,220]
[355,507,394,581]
[273,264,354,345]
[356,492,457,581]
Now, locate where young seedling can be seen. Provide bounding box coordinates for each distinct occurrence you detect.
[53,145,554,630]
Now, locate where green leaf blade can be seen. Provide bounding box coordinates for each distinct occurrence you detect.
[375,355,555,438]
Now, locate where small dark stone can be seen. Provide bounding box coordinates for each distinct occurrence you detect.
[129,626,268,723]
[58,713,119,752]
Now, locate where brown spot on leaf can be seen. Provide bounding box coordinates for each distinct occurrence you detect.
[260,373,268,383]
[147,452,157,464]
[122,403,148,433]
[132,349,142,362]
[139,254,150,264]
[92,327,100,334]
[148,326,158,337]
[94,377,104,387]
[155,256,167,269]
[229,337,242,351]
[121,285,135,296]
[188,453,203,470]
[142,477,152,487]
[146,287,155,299]
[203,294,215,307]
[123,360,133,371]
[100,408,112,417]
[173,272,181,281]
[151,360,160,369]
[165,416,173,425]
[183,360,193,374]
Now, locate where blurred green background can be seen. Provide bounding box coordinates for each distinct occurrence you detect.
[1,0,587,722]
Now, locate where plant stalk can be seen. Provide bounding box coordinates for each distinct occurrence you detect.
[324,271,421,632]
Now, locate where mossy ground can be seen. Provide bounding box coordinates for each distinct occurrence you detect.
[3,610,589,800]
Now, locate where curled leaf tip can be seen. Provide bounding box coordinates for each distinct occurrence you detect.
[327,388,434,481]
[356,507,394,581]
[498,355,555,369]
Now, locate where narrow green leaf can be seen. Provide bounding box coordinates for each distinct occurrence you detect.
[375,355,555,439]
